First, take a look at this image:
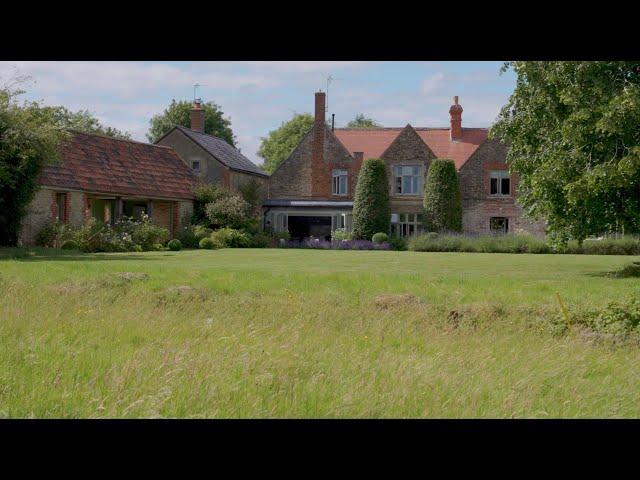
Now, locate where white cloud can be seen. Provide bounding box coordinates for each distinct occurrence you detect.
[421,72,445,95]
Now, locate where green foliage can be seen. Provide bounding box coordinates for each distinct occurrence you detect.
[610,261,640,278]
[566,299,640,339]
[423,159,462,232]
[34,105,131,139]
[147,99,235,145]
[74,216,169,253]
[352,158,391,240]
[238,179,263,215]
[168,239,182,251]
[389,236,407,251]
[0,82,67,245]
[60,239,78,250]
[490,62,640,245]
[210,228,251,248]
[565,236,640,255]
[372,232,389,244]
[346,113,381,128]
[191,183,232,225]
[257,113,314,174]
[205,194,252,230]
[35,221,74,248]
[249,232,271,248]
[409,233,551,254]
[331,228,352,242]
[198,237,219,250]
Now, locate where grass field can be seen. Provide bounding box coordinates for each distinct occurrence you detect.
[1,248,639,418]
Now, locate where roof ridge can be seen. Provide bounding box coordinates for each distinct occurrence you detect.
[66,129,173,149]
[335,126,489,131]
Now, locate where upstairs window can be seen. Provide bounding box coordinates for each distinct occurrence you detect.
[192,160,201,173]
[332,169,348,196]
[393,165,422,195]
[490,170,510,196]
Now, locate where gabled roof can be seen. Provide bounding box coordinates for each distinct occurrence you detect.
[333,127,488,170]
[172,126,268,177]
[39,130,196,200]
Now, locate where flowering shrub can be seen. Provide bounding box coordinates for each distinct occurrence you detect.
[331,228,352,242]
[35,220,75,248]
[74,215,169,253]
[279,237,390,250]
[205,195,252,230]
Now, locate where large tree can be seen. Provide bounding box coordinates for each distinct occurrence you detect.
[257,113,314,174]
[352,158,390,240]
[35,106,131,139]
[0,85,67,245]
[423,159,462,232]
[491,61,640,244]
[147,99,235,146]
[346,113,381,128]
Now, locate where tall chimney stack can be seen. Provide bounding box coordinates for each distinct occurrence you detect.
[311,91,326,197]
[449,95,463,141]
[190,98,205,133]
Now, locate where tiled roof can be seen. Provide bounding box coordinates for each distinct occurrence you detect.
[174,126,268,177]
[39,130,196,200]
[334,127,488,170]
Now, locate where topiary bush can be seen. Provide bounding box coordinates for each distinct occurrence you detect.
[60,239,78,250]
[199,237,220,250]
[167,239,182,251]
[372,232,389,244]
[352,158,390,240]
[211,227,251,248]
[423,159,462,232]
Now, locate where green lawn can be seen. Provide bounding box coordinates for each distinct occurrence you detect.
[1,248,639,418]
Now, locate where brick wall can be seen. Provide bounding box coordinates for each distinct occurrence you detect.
[459,138,546,236]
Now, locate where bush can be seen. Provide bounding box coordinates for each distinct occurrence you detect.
[250,232,271,248]
[167,239,182,251]
[331,228,352,242]
[199,237,220,250]
[279,238,390,250]
[129,215,169,251]
[389,236,407,251]
[192,184,232,225]
[75,215,169,253]
[60,239,78,250]
[409,233,550,254]
[205,194,252,230]
[576,299,640,338]
[211,228,252,248]
[174,225,198,248]
[566,236,640,255]
[352,158,390,240]
[35,221,74,248]
[372,232,388,244]
[423,159,462,232]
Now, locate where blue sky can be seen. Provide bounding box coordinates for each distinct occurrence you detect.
[0,61,515,165]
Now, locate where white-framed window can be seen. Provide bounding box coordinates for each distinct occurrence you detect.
[276,213,288,232]
[192,160,201,173]
[490,170,511,196]
[393,165,422,195]
[331,213,352,232]
[332,169,348,196]
[391,212,423,238]
[490,217,509,234]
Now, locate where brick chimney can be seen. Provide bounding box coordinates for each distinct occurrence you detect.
[311,91,326,197]
[449,95,463,141]
[190,99,205,133]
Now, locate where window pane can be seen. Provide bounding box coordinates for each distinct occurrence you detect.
[501,177,510,195]
[403,176,411,193]
[396,177,402,193]
[400,213,406,222]
[490,178,498,195]
[412,176,418,193]
[412,166,420,175]
[340,175,347,194]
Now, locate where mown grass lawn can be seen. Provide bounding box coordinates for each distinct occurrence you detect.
[1,248,639,418]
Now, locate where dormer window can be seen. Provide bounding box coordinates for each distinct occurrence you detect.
[192,160,201,173]
[332,169,348,196]
[490,170,510,196]
[393,165,422,195]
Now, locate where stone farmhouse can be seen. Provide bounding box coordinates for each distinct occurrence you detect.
[265,92,545,240]
[17,92,543,245]
[18,131,196,245]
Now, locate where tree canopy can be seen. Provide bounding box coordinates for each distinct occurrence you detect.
[0,85,67,245]
[346,113,381,129]
[352,158,391,240]
[147,99,235,146]
[491,61,640,244]
[423,159,462,232]
[35,105,131,139]
[257,113,314,174]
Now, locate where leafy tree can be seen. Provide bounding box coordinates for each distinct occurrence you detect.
[0,84,67,245]
[352,158,390,240]
[238,178,263,215]
[35,106,131,139]
[257,113,314,173]
[346,113,381,128]
[147,99,235,146]
[491,61,640,245]
[423,159,462,232]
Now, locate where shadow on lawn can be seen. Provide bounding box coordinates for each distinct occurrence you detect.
[0,248,163,262]
[586,260,640,279]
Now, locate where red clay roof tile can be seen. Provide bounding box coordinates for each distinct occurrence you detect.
[38,131,196,200]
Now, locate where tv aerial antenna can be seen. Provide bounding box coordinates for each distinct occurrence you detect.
[193,83,207,101]
[325,74,342,113]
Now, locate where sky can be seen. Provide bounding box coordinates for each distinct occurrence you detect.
[0,61,516,165]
